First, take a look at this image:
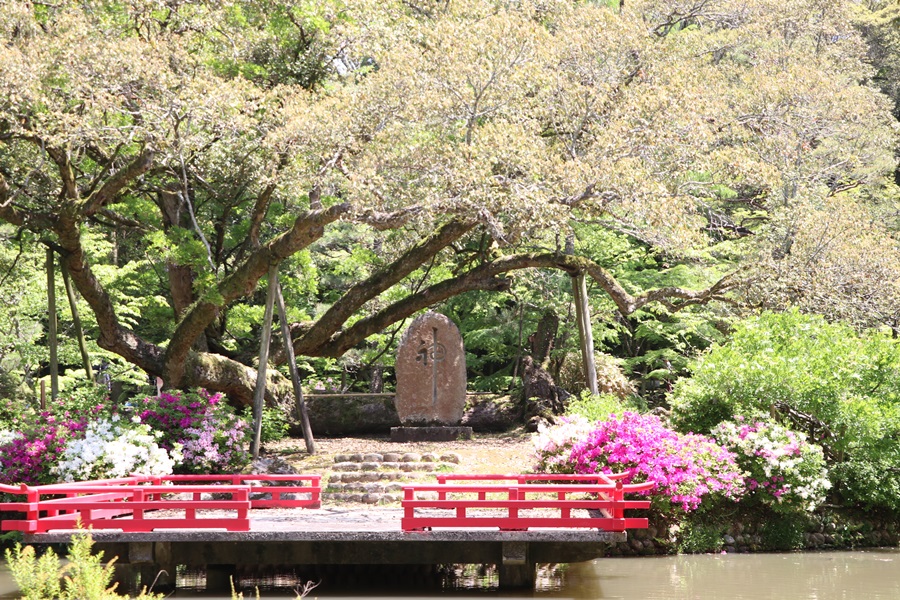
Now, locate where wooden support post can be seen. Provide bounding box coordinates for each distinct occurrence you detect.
[46,248,59,400]
[251,264,278,461]
[273,272,316,455]
[571,273,598,396]
[61,262,94,382]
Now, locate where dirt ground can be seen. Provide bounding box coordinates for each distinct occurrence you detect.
[262,428,538,476]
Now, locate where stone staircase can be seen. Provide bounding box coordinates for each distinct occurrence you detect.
[323,451,461,505]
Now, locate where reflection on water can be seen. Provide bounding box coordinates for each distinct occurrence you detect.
[2,550,900,599]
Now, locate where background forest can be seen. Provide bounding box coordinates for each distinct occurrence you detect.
[1,0,900,433]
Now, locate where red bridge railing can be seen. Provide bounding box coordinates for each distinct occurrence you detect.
[0,474,320,534]
[402,473,653,532]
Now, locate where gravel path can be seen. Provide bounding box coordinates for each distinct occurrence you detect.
[264,431,538,477]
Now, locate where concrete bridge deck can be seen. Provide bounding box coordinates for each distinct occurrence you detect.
[27,507,626,590]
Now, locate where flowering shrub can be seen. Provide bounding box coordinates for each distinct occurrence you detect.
[0,389,250,484]
[138,390,216,451]
[536,412,745,511]
[533,416,594,473]
[138,389,250,474]
[0,412,89,485]
[53,416,179,482]
[712,419,830,513]
[180,414,250,474]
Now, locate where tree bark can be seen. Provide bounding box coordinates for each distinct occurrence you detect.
[47,248,59,400]
[572,273,598,396]
[61,262,94,382]
[163,202,349,386]
[252,264,278,460]
[274,272,315,454]
[300,252,738,358]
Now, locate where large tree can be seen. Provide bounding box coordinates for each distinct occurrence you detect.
[0,0,896,404]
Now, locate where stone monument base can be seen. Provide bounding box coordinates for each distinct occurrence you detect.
[390,426,474,442]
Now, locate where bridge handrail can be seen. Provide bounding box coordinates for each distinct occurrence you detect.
[435,473,629,484]
[401,474,653,533]
[0,473,322,534]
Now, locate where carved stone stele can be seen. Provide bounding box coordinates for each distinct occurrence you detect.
[394,312,467,425]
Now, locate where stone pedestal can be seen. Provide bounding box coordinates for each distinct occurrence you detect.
[390,426,473,442]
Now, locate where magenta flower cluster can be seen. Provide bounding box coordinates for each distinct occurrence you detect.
[138,390,221,451]
[564,412,746,511]
[0,412,89,486]
[138,389,249,474]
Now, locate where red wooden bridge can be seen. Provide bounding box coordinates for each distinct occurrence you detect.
[0,472,652,590]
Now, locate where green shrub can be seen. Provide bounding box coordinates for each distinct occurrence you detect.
[677,521,725,554]
[242,405,289,443]
[5,543,62,600]
[565,391,625,422]
[669,309,900,512]
[5,531,162,600]
[760,515,806,551]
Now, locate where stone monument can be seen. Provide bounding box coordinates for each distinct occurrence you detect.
[391,312,473,442]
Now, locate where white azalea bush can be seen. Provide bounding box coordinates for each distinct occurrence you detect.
[53,416,181,482]
[0,429,18,447]
[712,418,830,513]
[533,416,594,473]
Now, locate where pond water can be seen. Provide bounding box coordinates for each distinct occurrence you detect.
[2,550,900,599]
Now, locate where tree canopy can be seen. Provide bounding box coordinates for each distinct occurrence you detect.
[0,0,898,404]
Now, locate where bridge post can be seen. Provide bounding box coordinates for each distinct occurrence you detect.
[206,564,236,592]
[498,563,535,588]
[499,541,535,589]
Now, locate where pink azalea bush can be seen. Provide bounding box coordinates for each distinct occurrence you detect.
[180,413,250,474]
[139,389,249,474]
[0,411,92,485]
[534,412,745,511]
[712,418,830,513]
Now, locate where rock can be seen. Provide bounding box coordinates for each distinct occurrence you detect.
[349,453,364,462]
[361,462,381,471]
[401,453,422,462]
[363,453,383,462]
[440,452,461,464]
[248,457,299,476]
[332,462,359,472]
[334,454,351,464]
[723,535,735,545]
[421,453,438,462]
[461,395,520,432]
[383,453,402,462]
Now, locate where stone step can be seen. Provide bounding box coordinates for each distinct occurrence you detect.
[329,470,445,483]
[333,452,461,464]
[322,491,402,505]
[331,461,457,473]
